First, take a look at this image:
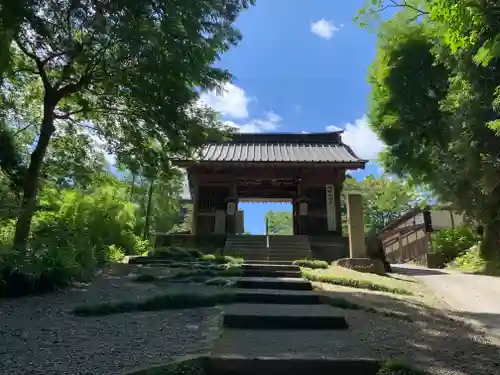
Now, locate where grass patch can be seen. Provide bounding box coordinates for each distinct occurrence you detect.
[302,267,412,296]
[199,254,243,264]
[151,246,202,261]
[73,292,236,317]
[293,259,329,269]
[320,295,412,322]
[132,263,243,284]
[378,360,431,375]
[447,243,500,275]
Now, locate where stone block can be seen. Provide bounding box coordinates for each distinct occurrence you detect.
[336,257,386,275]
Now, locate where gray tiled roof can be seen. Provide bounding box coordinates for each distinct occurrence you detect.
[194,132,366,164]
[200,142,362,163]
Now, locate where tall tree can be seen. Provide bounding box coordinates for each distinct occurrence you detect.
[360,0,500,262]
[3,0,255,254]
[342,175,426,234]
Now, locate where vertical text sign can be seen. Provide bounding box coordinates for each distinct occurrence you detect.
[326,184,336,231]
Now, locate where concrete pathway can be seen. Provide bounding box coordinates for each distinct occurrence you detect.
[392,264,500,342]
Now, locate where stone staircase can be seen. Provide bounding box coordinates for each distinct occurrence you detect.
[220,262,348,331]
[224,235,268,261]
[225,235,313,262]
[268,235,312,261]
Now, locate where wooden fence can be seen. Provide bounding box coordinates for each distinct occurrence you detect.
[378,206,466,268]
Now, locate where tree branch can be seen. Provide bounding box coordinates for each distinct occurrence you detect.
[15,38,53,91]
[54,108,86,119]
[14,123,34,136]
[55,73,91,101]
[372,0,429,17]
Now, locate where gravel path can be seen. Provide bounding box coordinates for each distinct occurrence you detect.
[214,277,500,375]
[214,305,500,375]
[393,264,500,343]
[0,266,223,375]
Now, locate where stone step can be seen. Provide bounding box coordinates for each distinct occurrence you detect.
[234,290,322,305]
[242,269,302,278]
[242,264,300,272]
[222,304,348,330]
[206,356,382,375]
[243,260,293,265]
[268,255,311,261]
[234,277,312,291]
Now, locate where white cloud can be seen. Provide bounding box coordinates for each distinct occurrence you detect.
[227,111,282,133]
[201,83,282,133]
[327,115,384,161]
[311,19,340,40]
[200,83,251,119]
[301,130,310,134]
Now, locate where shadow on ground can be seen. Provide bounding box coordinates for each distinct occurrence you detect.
[316,288,500,375]
[390,265,449,277]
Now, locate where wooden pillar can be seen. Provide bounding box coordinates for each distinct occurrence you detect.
[226,182,237,234]
[292,199,298,235]
[191,184,199,235]
[296,178,307,235]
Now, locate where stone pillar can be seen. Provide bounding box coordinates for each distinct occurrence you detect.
[347,193,366,258]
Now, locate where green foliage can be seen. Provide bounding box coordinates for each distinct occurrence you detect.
[293,259,329,269]
[73,291,237,317]
[152,247,202,261]
[199,253,244,265]
[4,0,254,254]
[448,242,500,275]
[431,226,477,264]
[265,210,293,235]
[342,175,430,234]
[447,243,486,272]
[0,184,151,297]
[362,0,500,260]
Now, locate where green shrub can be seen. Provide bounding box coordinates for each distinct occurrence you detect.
[431,226,477,264]
[1,185,150,297]
[199,254,216,262]
[152,246,199,261]
[293,259,329,269]
[199,253,243,264]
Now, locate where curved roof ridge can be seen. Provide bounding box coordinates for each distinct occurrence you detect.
[208,131,344,144]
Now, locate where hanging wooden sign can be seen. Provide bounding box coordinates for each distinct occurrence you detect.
[227,202,236,215]
[299,202,308,216]
[326,184,336,231]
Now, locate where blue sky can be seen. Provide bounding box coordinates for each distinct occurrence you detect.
[200,0,384,234]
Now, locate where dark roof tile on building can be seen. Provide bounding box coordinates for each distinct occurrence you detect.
[200,142,362,163]
[176,131,367,165]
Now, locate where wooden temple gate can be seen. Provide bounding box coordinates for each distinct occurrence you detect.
[174,132,367,239]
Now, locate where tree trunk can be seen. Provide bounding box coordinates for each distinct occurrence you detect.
[12,103,55,255]
[143,178,155,240]
[480,217,500,260]
[130,174,136,199]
